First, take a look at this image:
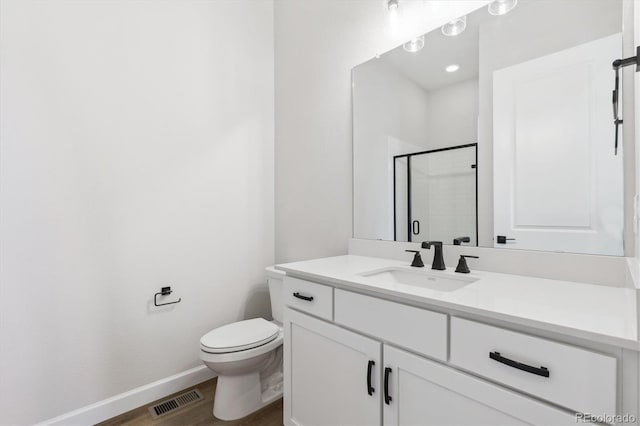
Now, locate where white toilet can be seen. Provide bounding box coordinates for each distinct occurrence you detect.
[199,267,285,420]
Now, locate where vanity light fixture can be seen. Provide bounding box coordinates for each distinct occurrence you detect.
[387,0,398,11]
[446,64,460,73]
[441,16,466,37]
[488,0,518,16]
[403,35,425,53]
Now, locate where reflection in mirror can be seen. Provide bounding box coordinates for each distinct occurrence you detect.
[353,0,632,256]
[394,144,477,246]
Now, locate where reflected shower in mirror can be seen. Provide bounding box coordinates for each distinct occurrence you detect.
[394,145,477,246]
[353,0,633,256]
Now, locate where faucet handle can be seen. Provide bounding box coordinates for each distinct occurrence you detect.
[455,255,479,274]
[405,250,425,268]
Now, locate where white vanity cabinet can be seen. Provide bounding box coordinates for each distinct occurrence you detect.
[383,345,575,426]
[334,289,448,361]
[450,317,617,417]
[282,276,625,426]
[283,308,381,426]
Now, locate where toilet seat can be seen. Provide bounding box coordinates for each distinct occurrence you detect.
[200,318,279,354]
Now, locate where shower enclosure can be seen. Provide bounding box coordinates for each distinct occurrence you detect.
[394,144,477,245]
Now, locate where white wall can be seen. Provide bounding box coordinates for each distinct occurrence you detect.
[424,79,478,149]
[274,0,490,263]
[636,1,640,261]
[0,1,274,424]
[625,0,638,260]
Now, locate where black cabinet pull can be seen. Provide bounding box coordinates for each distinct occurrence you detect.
[489,351,550,378]
[412,220,420,235]
[293,292,314,302]
[367,360,375,395]
[384,367,392,404]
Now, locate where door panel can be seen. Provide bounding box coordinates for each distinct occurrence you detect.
[493,33,623,255]
[284,308,381,426]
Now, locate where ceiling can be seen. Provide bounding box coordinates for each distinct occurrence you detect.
[379,4,490,92]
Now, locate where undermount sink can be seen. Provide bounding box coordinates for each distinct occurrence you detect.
[359,267,477,292]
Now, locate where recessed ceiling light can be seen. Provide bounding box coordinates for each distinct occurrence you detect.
[441,16,466,37]
[488,0,517,16]
[403,36,425,53]
[446,64,460,73]
[387,0,398,11]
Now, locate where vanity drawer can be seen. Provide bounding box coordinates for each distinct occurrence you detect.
[334,289,447,361]
[450,317,616,416]
[283,277,333,321]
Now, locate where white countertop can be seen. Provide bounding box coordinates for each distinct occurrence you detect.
[276,255,639,350]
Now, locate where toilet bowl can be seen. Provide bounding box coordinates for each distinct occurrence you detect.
[199,267,284,420]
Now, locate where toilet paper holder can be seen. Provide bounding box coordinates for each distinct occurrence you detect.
[154,286,182,307]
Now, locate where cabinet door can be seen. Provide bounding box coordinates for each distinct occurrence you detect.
[284,308,381,426]
[383,345,575,426]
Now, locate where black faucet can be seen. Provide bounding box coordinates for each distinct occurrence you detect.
[421,241,445,270]
[453,236,470,246]
[405,250,424,267]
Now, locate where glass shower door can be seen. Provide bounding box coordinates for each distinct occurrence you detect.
[408,146,476,245]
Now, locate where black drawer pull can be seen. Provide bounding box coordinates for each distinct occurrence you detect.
[293,292,314,302]
[384,367,392,404]
[489,351,550,378]
[367,360,375,395]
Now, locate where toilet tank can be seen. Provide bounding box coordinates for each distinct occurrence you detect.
[265,267,285,323]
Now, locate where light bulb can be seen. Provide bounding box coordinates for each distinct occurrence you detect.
[441,16,466,37]
[446,64,460,73]
[403,35,425,53]
[387,0,398,11]
[488,0,517,16]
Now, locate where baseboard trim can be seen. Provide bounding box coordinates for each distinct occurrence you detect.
[38,366,216,425]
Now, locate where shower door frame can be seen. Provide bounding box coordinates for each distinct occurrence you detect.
[393,143,478,244]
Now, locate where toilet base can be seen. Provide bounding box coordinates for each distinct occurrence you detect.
[210,346,284,421]
[213,371,283,420]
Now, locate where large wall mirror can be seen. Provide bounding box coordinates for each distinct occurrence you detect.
[353,0,636,256]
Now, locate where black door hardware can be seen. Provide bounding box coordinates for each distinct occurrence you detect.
[293,292,314,302]
[489,351,550,378]
[612,46,639,155]
[453,236,471,245]
[412,220,420,235]
[613,46,640,71]
[367,360,375,396]
[496,235,516,244]
[154,286,181,307]
[455,255,479,274]
[405,250,425,268]
[421,241,445,270]
[384,367,392,404]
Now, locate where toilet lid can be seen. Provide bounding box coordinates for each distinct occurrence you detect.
[200,318,279,353]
